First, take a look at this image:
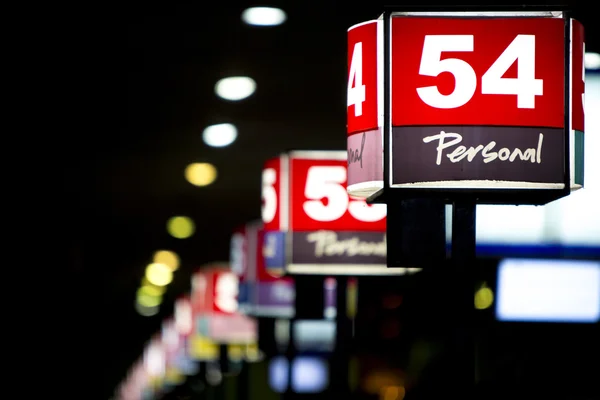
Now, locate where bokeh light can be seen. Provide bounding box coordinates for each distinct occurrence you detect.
[241,7,287,26]
[585,52,600,70]
[145,263,173,286]
[203,123,238,147]
[185,163,217,187]
[137,287,162,308]
[139,284,164,298]
[141,277,166,294]
[167,216,195,239]
[135,301,159,317]
[153,250,180,271]
[475,285,494,310]
[214,76,256,101]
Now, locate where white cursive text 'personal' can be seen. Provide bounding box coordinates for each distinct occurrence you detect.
[422,131,543,166]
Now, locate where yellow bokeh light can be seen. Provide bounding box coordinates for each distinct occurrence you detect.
[244,343,261,362]
[167,216,195,239]
[135,301,159,317]
[141,278,166,294]
[165,367,185,385]
[185,162,217,187]
[137,290,162,308]
[228,344,243,361]
[153,250,180,271]
[474,286,494,310]
[139,284,164,298]
[145,263,173,286]
[189,335,219,361]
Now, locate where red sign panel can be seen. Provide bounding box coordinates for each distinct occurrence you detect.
[261,156,283,232]
[347,20,379,135]
[289,154,386,231]
[391,17,565,128]
[262,152,387,232]
[261,152,404,275]
[571,19,585,132]
[191,267,239,315]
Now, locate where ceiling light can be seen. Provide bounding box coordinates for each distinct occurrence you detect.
[203,123,237,147]
[145,263,173,286]
[135,301,159,317]
[215,76,256,101]
[136,287,162,308]
[153,250,180,271]
[241,7,287,26]
[585,52,600,70]
[185,163,217,187]
[166,216,196,239]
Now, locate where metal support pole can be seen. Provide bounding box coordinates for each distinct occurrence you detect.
[331,276,351,397]
[236,359,249,400]
[283,276,324,399]
[450,199,477,395]
[283,316,296,400]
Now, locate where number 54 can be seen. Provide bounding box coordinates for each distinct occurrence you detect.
[417,34,543,109]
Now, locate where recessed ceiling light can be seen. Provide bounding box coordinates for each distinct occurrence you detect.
[185,163,217,187]
[166,215,196,238]
[203,123,237,147]
[215,76,256,101]
[585,52,600,70]
[241,7,287,26]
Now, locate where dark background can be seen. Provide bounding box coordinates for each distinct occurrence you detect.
[59,2,600,398]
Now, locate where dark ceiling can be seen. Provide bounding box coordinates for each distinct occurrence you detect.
[67,2,600,397]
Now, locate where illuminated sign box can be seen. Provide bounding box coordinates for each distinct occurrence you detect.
[347,10,585,205]
[191,266,258,344]
[261,150,421,275]
[231,221,296,317]
[496,258,600,323]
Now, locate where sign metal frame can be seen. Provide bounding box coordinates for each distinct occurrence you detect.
[366,7,576,206]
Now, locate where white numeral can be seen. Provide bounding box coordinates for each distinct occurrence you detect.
[261,168,277,224]
[417,34,543,109]
[481,35,542,109]
[303,166,385,223]
[214,273,239,313]
[417,35,477,109]
[348,42,366,116]
[304,166,348,222]
[348,200,386,222]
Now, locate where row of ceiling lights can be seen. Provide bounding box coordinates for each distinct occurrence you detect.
[135,7,287,317]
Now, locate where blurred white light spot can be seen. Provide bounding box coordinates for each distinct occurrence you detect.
[242,7,287,26]
[324,307,337,319]
[214,273,239,313]
[175,298,193,335]
[215,76,256,101]
[206,365,222,385]
[585,52,600,70]
[203,123,238,147]
[145,343,166,377]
